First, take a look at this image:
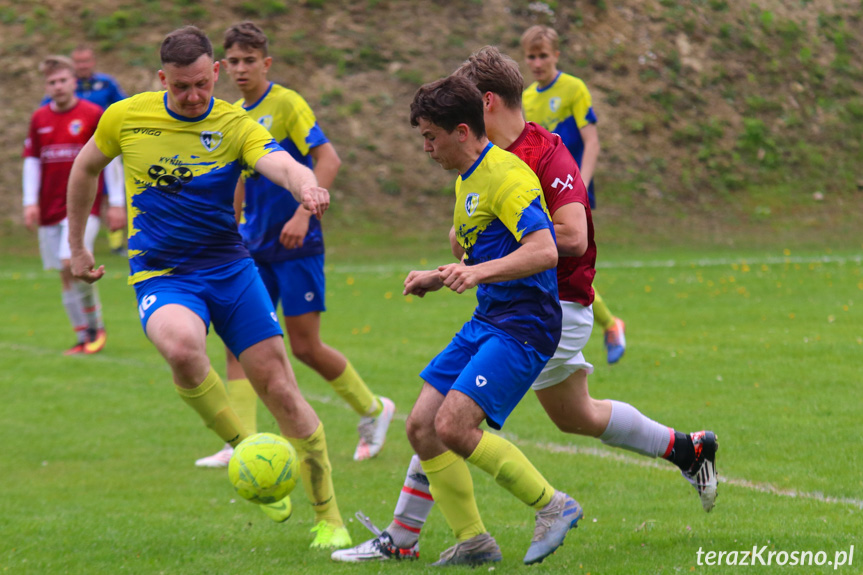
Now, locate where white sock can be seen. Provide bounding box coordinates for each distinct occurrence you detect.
[62,288,87,342]
[74,281,103,330]
[387,454,433,548]
[599,400,672,457]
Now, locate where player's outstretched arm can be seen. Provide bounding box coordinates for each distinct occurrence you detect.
[254,150,329,217]
[68,138,112,283]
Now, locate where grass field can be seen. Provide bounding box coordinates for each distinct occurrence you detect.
[1,231,861,574]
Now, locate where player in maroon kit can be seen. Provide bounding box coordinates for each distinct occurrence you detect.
[332,47,719,564]
[23,55,125,354]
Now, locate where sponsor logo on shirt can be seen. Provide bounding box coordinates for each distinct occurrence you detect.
[146,163,194,194]
[41,144,83,162]
[132,128,162,136]
[37,126,54,134]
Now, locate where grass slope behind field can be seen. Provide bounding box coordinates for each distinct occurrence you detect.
[1,237,861,574]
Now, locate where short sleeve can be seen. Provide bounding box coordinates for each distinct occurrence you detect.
[241,117,283,168]
[570,78,596,129]
[93,99,128,159]
[493,170,549,242]
[23,112,40,158]
[283,92,321,156]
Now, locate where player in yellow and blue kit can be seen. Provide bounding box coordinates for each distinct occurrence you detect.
[522,25,627,364]
[192,23,394,473]
[400,75,581,567]
[65,26,351,551]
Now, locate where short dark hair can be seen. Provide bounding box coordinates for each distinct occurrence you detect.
[161,26,213,67]
[409,75,485,138]
[223,21,269,56]
[453,46,524,110]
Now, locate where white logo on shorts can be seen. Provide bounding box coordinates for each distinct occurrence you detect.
[305,292,315,302]
[271,312,279,322]
[475,375,488,387]
[138,294,157,319]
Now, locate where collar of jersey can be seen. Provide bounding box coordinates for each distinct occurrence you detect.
[163,92,215,122]
[536,71,562,93]
[243,82,273,111]
[461,142,494,180]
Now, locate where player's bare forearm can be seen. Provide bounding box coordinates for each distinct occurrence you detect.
[255,151,329,216]
[67,139,111,283]
[403,269,444,297]
[67,139,110,252]
[579,124,600,187]
[310,142,341,190]
[449,229,557,292]
[552,202,588,257]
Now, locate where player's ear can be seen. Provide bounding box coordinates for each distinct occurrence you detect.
[212,60,220,81]
[158,70,167,89]
[483,91,494,110]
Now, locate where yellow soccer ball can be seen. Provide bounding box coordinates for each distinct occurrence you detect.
[228,433,300,504]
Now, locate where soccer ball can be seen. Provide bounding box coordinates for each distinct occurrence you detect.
[228,433,300,504]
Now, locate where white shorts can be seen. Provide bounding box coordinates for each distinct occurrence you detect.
[38,215,100,271]
[532,300,595,390]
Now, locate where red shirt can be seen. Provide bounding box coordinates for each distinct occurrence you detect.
[507,122,596,306]
[23,99,103,226]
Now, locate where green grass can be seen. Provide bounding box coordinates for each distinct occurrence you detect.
[1,231,861,574]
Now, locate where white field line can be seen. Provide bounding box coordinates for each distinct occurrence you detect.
[300,390,863,510]
[1,253,861,281]
[3,345,862,510]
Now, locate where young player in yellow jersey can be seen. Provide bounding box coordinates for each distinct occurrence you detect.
[396,75,581,567]
[522,25,627,364]
[65,25,351,550]
[194,22,395,472]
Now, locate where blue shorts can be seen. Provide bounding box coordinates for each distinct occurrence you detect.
[256,254,326,317]
[134,258,283,358]
[420,319,551,430]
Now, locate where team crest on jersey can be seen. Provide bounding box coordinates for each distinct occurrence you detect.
[200,131,223,152]
[68,119,84,136]
[549,97,562,113]
[465,193,480,217]
[258,115,274,130]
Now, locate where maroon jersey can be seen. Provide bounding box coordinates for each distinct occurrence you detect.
[23,99,103,226]
[507,121,596,306]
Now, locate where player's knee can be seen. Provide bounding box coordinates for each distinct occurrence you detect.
[289,343,317,367]
[405,411,434,452]
[434,410,469,454]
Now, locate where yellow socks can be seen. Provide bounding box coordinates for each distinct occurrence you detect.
[107,229,125,251]
[175,368,247,447]
[467,431,554,509]
[421,450,486,541]
[227,378,258,434]
[288,422,343,526]
[593,291,615,331]
[328,361,380,417]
